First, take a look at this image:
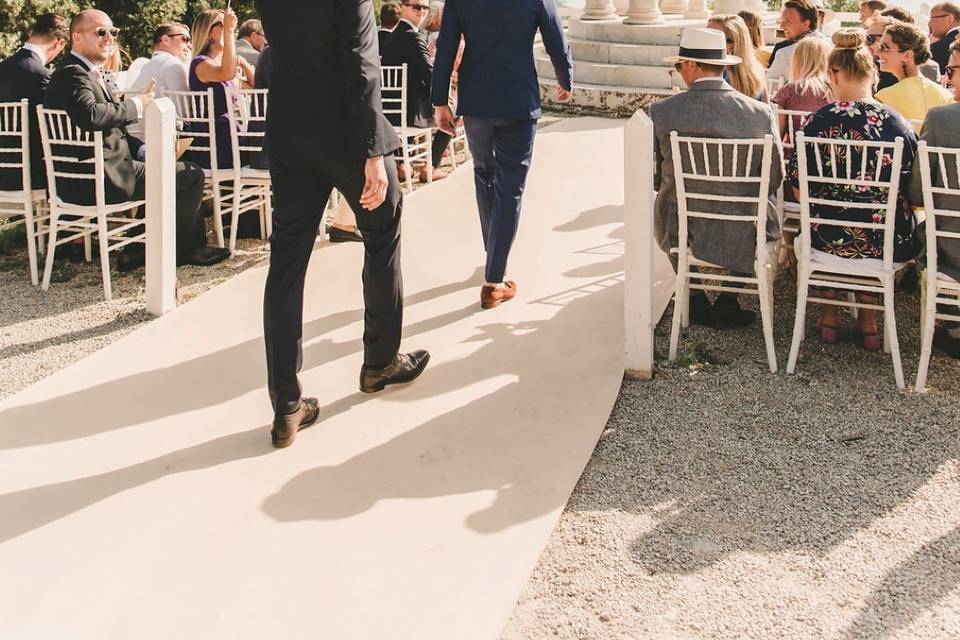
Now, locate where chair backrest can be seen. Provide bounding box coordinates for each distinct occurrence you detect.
[766,75,785,98]
[0,99,31,194]
[35,106,105,207]
[226,87,268,169]
[162,89,219,174]
[794,132,905,270]
[917,140,960,278]
[380,64,408,129]
[773,107,812,154]
[669,132,776,263]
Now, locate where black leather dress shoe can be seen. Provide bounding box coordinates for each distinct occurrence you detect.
[328,226,363,243]
[712,295,756,328]
[271,397,320,448]
[181,245,231,267]
[117,246,145,272]
[689,292,712,326]
[359,350,430,393]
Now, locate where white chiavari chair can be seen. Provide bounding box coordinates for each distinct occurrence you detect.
[224,88,271,252]
[381,64,432,193]
[771,106,812,264]
[787,133,909,388]
[668,132,780,373]
[37,106,145,302]
[765,75,785,98]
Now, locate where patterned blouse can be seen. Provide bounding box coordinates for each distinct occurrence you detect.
[787,100,919,261]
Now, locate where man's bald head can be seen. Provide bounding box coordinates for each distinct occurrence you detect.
[69,9,116,65]
[70,9,109,36]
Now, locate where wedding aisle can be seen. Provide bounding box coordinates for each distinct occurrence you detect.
[0,118,673,639]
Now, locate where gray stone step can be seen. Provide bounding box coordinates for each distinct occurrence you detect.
[536,53,676,90]
[568,15,695,46]
[566,37,677,67]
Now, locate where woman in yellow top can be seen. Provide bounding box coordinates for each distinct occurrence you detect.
[875,21,953,130]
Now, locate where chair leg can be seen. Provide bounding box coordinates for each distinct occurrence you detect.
[96,214,112,302]
[228,181,241,254]
[758,266,777,373]
[669,265,687,361]
[680,282,691,329]
[848,291,859,321]
[263,185,273,240]
[211,181,226,248]
[41,209,60,291]
[883,280,905,390]
[84,232,92,262]
[23,200,39,287]
[425,137,433,184]
[787,270,809,374]
[402,144,414,193]
[915,275,936,391]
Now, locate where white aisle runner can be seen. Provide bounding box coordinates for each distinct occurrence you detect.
[0,118,672,639]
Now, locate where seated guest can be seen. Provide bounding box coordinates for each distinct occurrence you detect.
[0,13,68,192]
[878,8,943,82]
[381,0,451,182]
[876,21,953,129]
[127,23,193,138]
[425,1,445,62]
[44,9,229,268]
[814,0,840,37]
[859,0,888,26]
[707,14,767,101]
[187,8,254,171]
[379,3,402,55]
[909,39,960,356]
[880,5,914,23]
[929,3,960,74]
[768,0,830,82]
[738,10,770,67]
[788,29,918,350]
[653,28,783,328]
[868,16,900,90]
[236,19,267,67]
[772,36,832,171]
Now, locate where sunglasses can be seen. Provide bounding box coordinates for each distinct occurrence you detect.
[865,33,880,45]
[166,32,192,43]
[85,27,120,39]
[878,42,902,53]
[929,14,953,20]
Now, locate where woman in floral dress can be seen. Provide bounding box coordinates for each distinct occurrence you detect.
[787,29,919,350]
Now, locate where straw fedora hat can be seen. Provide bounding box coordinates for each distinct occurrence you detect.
[813,0,836,26]
[663,28,742,66]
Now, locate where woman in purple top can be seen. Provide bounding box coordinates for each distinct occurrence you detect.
[187,8,254,170]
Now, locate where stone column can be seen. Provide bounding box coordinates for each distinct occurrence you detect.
[744,0,765,11]
[582,0,619,20]
[661,0,690,14]
[614,0,630,15]
[624,0,664,24]
[684,0,710,19]
[715,0,748,12]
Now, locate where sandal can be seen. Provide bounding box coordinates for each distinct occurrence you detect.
[860,331,881,352]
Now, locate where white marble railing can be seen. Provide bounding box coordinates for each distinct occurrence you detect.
[581,0,754,23]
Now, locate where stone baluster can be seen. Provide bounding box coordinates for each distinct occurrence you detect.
[582,0,619,20]
[684,0,710,19]
[614,0,630,15]
[624,0,664,24]
[744,0,765,11]
[715,0,748,12]
[661,0,690,14]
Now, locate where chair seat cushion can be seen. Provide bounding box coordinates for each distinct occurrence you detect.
[795,236,905,274]
[0,188,46,201]
[53,196,146,214]
[240,167,270,180]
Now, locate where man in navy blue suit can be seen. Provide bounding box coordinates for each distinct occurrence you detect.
[431,0,573,309]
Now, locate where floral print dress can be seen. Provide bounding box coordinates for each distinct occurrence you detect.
[787,100,919,262]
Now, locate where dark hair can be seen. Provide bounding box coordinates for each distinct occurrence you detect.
[31,13,68,41]
[860,0,888,12]
[885,21,931,64]
[934,2,960,20]
[880,6,914,23]
[784,0,820,31]
[238,19,263,39]
[152,22,189,46]
[380,3,402,29]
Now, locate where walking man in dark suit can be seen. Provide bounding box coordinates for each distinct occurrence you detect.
[256,0,430,448]
[432,0,573,309]
[381,0,451,182]
[0,13,68,192]
[43,9,229,270]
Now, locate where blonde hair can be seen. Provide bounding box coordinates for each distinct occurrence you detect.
[191,9,223,57]
[708,15,765,100]
[738,10,765,50]
[829,28,877,83]
[790,36,832,98]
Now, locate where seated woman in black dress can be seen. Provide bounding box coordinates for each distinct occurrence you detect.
[787,30,919,351]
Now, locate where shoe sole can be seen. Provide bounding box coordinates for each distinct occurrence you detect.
[271,404,321,448]
[359,353,431,394]
[481,295,515,310]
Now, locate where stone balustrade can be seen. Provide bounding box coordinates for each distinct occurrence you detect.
[581,0,755,23]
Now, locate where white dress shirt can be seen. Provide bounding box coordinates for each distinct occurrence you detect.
[20,42,47,64]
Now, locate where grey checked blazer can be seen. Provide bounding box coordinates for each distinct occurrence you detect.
[910,103,960,282]
[650,78,783,274]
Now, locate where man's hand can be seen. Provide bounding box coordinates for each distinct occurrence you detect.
[556,85,571,102]
[434,105,456,135]
[139,79,156,109]
[359,156,389,211]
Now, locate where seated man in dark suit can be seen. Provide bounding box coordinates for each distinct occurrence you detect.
[0,13,68,193]
[378,2,402,55]
[381,0,451,182]
[930,3,960,73]
[43,9,229,270]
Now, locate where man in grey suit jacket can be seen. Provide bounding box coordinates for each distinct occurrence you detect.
[651,28,783,328]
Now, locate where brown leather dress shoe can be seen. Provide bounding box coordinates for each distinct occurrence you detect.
[359,350,430,393]
[271,397,320,448]
[480,281,517,309]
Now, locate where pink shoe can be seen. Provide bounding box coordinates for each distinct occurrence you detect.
[818,323,838,344]
[861,332,881,352]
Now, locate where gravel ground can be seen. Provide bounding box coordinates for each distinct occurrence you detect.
[503,272,960,640]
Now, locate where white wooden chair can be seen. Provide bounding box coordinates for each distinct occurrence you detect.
[37,106,145,302]
[0,99,48,286]
[163,89,230,248]
[668,132,779,373]
[914,141,960,390]
[381,64,432,193]
[771,106,812,264]
[765,75,785,98]
[787,132,908,389]
[225,87,271,253]
[448,120,469,170]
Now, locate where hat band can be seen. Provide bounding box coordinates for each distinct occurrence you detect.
[678,46,725,60]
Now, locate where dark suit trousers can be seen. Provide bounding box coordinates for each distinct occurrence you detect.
[126,160,208,257]
[463,116,537,283]
[263,155,403,414]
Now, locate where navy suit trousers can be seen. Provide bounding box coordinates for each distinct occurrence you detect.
[463,116,537,283]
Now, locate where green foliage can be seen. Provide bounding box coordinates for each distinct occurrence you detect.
[0,0,84,57]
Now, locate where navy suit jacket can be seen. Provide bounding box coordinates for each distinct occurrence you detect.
[0,48,51,191]
[931,27,959,74]
[431,0,572,120]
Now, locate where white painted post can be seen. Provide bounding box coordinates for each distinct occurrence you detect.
[624,111,656,381]
[145,97,177,316]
